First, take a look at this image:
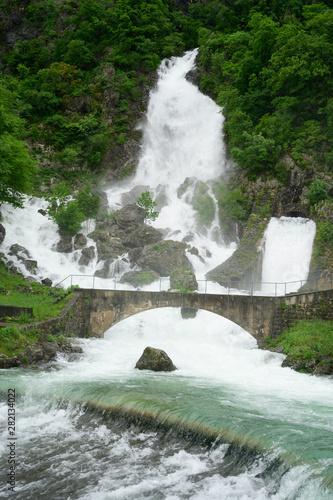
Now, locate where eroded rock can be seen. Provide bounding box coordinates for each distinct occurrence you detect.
[135,346,177,372]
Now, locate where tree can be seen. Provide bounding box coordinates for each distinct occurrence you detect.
[135,191,159,222]
[0,85,35,207]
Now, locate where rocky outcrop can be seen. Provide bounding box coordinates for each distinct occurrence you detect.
[207,185,274,288]
[135,241,193,276]
[281,351,333,375]
[135,346,177,372]
[78,246,96,266]
[90,204,164,266]
[0,340,83,369]
[8,244,38,274]
[55,235,73,253]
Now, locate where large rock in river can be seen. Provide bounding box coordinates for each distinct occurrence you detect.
[135,346,177,372]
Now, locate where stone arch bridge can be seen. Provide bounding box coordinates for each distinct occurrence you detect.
[69,288,332,347]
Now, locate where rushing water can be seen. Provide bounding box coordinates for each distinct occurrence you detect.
[261,217,316,294]
[1,310,333,499]
[0,51,329,499]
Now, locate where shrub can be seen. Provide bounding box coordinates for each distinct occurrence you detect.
[307,180,329,206]
[135,191,159,222]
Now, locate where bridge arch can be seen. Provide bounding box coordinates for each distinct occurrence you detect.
[87,289,279,345]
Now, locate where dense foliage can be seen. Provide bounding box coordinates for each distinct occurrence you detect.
[265,318,333,372]
[0,0,333,206]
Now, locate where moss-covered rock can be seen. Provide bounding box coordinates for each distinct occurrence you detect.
[170,268,198,292]
[135,346,177,372]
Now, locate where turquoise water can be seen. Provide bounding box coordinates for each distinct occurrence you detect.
[1,309,332,499]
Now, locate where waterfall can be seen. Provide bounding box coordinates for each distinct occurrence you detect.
[0,52,332,500]
[261,217,316,294]
[105,49,236,282]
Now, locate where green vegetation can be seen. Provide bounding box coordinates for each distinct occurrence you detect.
[135,190,159,222]
[0,257,74,321]
[307,179,330,206]
[0,0,332,206]
[47,183,100,235]
[198,2,333,177]
[214,184,251,229]
[265,319,333,372]
[192,183,215,228]
[133,271,158,286]
[0,325,40,358]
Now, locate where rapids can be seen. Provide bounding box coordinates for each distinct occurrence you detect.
[0,51,330,500]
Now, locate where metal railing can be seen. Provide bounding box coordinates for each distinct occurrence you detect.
[53,273,333,303]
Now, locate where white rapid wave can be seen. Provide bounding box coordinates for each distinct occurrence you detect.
[1,309,332,499]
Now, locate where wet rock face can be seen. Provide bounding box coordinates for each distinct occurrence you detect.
[55,235,73,253]
[0,223,6,245]
[136,241,193,276]
[0,341,83,369]
[135,346,177,372]
[281,353,333,374]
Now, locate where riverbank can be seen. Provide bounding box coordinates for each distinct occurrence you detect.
[264,319,333,374]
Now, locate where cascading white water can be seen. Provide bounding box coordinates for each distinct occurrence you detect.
[261,217,316,294]
[105,49,236,283]
[0,51,332,500]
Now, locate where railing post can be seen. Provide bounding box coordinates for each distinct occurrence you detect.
[275,282,277,304]
[205,279,207,303]
[92,275,95,297]
[251,282,253,303]
[70,275,73,288]
[159,277,161,292]
[228,280,230,303]
[316,278,318,301]
[284,282,286,302]
[114,276,116,292]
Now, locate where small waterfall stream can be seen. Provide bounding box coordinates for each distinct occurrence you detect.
[261,217,316,294]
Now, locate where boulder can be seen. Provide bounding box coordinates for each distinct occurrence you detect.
[136,240,193,276]
[94,259,114,278]
[55,235,73,253]
[78,246,96,266]
[41,278,53,287]
[170,268,198,291]
[120,270,160,287]
[9,244,31,258]
[0,223,6,245]
[120,224,162,248]
[114,204,146,229]
[135,346,177,372]
[74,233,87,249]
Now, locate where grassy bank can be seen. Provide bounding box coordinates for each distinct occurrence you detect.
[0,257,74,323]
[265,319,333,373]
[0,257,76,359]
